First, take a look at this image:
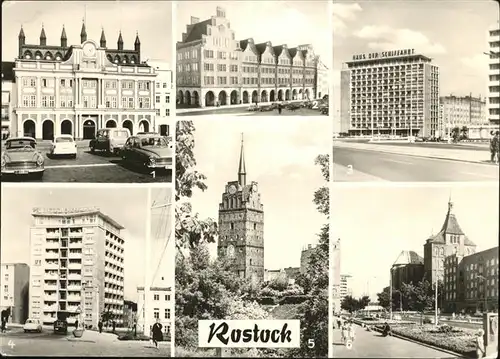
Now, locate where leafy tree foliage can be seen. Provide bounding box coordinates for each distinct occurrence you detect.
[341,295,371,313]
[288,154,329,358]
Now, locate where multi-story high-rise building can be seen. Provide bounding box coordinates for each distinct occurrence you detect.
[423,199,477,284]
[7,22,157,140]
[1,62,15,139]
[0,263,30,324]
[438,95,487,138]
[217,135,264,283]
[176,7,319,108]
[331,238,341,314]
[488,24,500,126]
[391,251,425,291]
[340,274,353,300]
[443,246,499,313]
[340,48,440,137]
[148,60,174,136]
[29,207,125,328]
[137,285,172,337]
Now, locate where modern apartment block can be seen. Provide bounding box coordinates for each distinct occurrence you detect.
[340,274,353,300]
[176,6,319,108]
[331,238,341,314]
[29,207,125,328]
[488,24,500,126]
[340,49,440,137]
[0,263,30,324]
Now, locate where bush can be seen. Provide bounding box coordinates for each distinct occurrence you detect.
[423,317,432,324]
[389,324,476,356]
[281,284,304,297]
[259,286,281,298]
[267,276,289,292]
[254,296,276,305]
[279,295,310,305]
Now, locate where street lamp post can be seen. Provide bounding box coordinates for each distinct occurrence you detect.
[434,258,440,326]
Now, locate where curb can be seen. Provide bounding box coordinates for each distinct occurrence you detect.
[333,144,499,167]
[365,324,469,358]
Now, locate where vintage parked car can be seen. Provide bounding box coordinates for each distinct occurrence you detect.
[1,137,45,179]
[121,134,173,171]
[286,102,301,111]
[53,319,68,334]
[24,318,43,333]
[321,106,329,115]
[247,104,259,111]
[50,135,77,158]
[259,105,274,112]
[89,128,131,155]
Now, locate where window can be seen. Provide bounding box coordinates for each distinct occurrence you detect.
[3,285,7,292]
[35,260,41,266]
[230,223,234,230]
[165,109,170,116]
[154,294,159,301]
[153,308,159,319]
[165,294,170,301]
[165,95,170,103]
[156,96,160,103]
[164,308,170,319]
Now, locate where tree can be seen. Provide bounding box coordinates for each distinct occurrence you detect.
[101,309,113,328]
[460,126,469,140]
[359,295,371,310]
[402,280,435,323]
[377,286,403,311]
[341,295,359,313]
[451,126,461,142]
[288,154,329,358]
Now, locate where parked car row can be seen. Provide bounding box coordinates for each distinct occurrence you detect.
[1,129,173,180]
[246,99,330,113]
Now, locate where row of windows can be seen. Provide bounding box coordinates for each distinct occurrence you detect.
[201,76,313,86]
[153,308,171,320]
[152,294,171,301]
[155,95,171,103]
[21,78,155,91]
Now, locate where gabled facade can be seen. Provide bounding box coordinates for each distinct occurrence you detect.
[423,199,476,284]
[176,7,319,108]
[8,23,157,140]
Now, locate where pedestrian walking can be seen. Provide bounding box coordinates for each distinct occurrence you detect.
[1,318,6,333]
[278,104,282,115]
[112,320,116,333]
[495,131,500,164]
[74,319,79,329]
[476,329,485,358]
[151,318,163,349]
[98,320,103,334]
[348,321,356,342]
[490,131,498,163]
[341,322,348,344]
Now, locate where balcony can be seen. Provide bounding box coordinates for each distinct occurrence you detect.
[44,283,58,291]
[45,261,59,269]
[67,284,81,291]
[43,305,58,312]
[46,232,60,239]
[68,262,81,270]
[68,252,82,259]
[68,273,82,280]
[67,305,80,312]
[45,240,60,248]
[69,231,83,237]
[44,295,58,301]
[44,272,59,280]
[67,294,81,302]
[45,251,59,260]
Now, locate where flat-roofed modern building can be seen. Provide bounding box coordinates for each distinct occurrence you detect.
[488,24,500,126]
[29,207,125,329]
[0,263,30,324]
[340,48,440,137]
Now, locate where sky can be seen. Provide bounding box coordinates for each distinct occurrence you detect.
[180,118,330,270]
[1,1,173,63]
[176,0,331,63]
[332,184,499,302]
[0,185,174,302]
[332,0,499,127]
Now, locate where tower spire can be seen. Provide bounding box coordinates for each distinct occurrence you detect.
[238,133,246,187]
[448,192,453,213]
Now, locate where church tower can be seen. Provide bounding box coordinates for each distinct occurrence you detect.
[423,196,476,283]
[217,134,264,284]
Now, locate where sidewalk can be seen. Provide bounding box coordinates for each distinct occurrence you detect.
[333,163,387,182]
[333,140,496,165]
[67,329,118,343]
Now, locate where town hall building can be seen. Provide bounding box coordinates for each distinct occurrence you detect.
[7,22,158,140]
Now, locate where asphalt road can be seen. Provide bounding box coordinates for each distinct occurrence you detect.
[177,106,324,116]
[370,142,490,151]
[1,147,172,183]
[332,324,456,358]
[0,327,170,357]
[333,147,499,182]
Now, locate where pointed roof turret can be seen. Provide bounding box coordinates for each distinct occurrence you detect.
[134,31,141,45]
[40,24,46,40]
[100,27,106,47]
[61,25,67,40]
[80,20,87,43]
[19,25,25,39]
[238,133,246,186]
[117,31,124,50]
